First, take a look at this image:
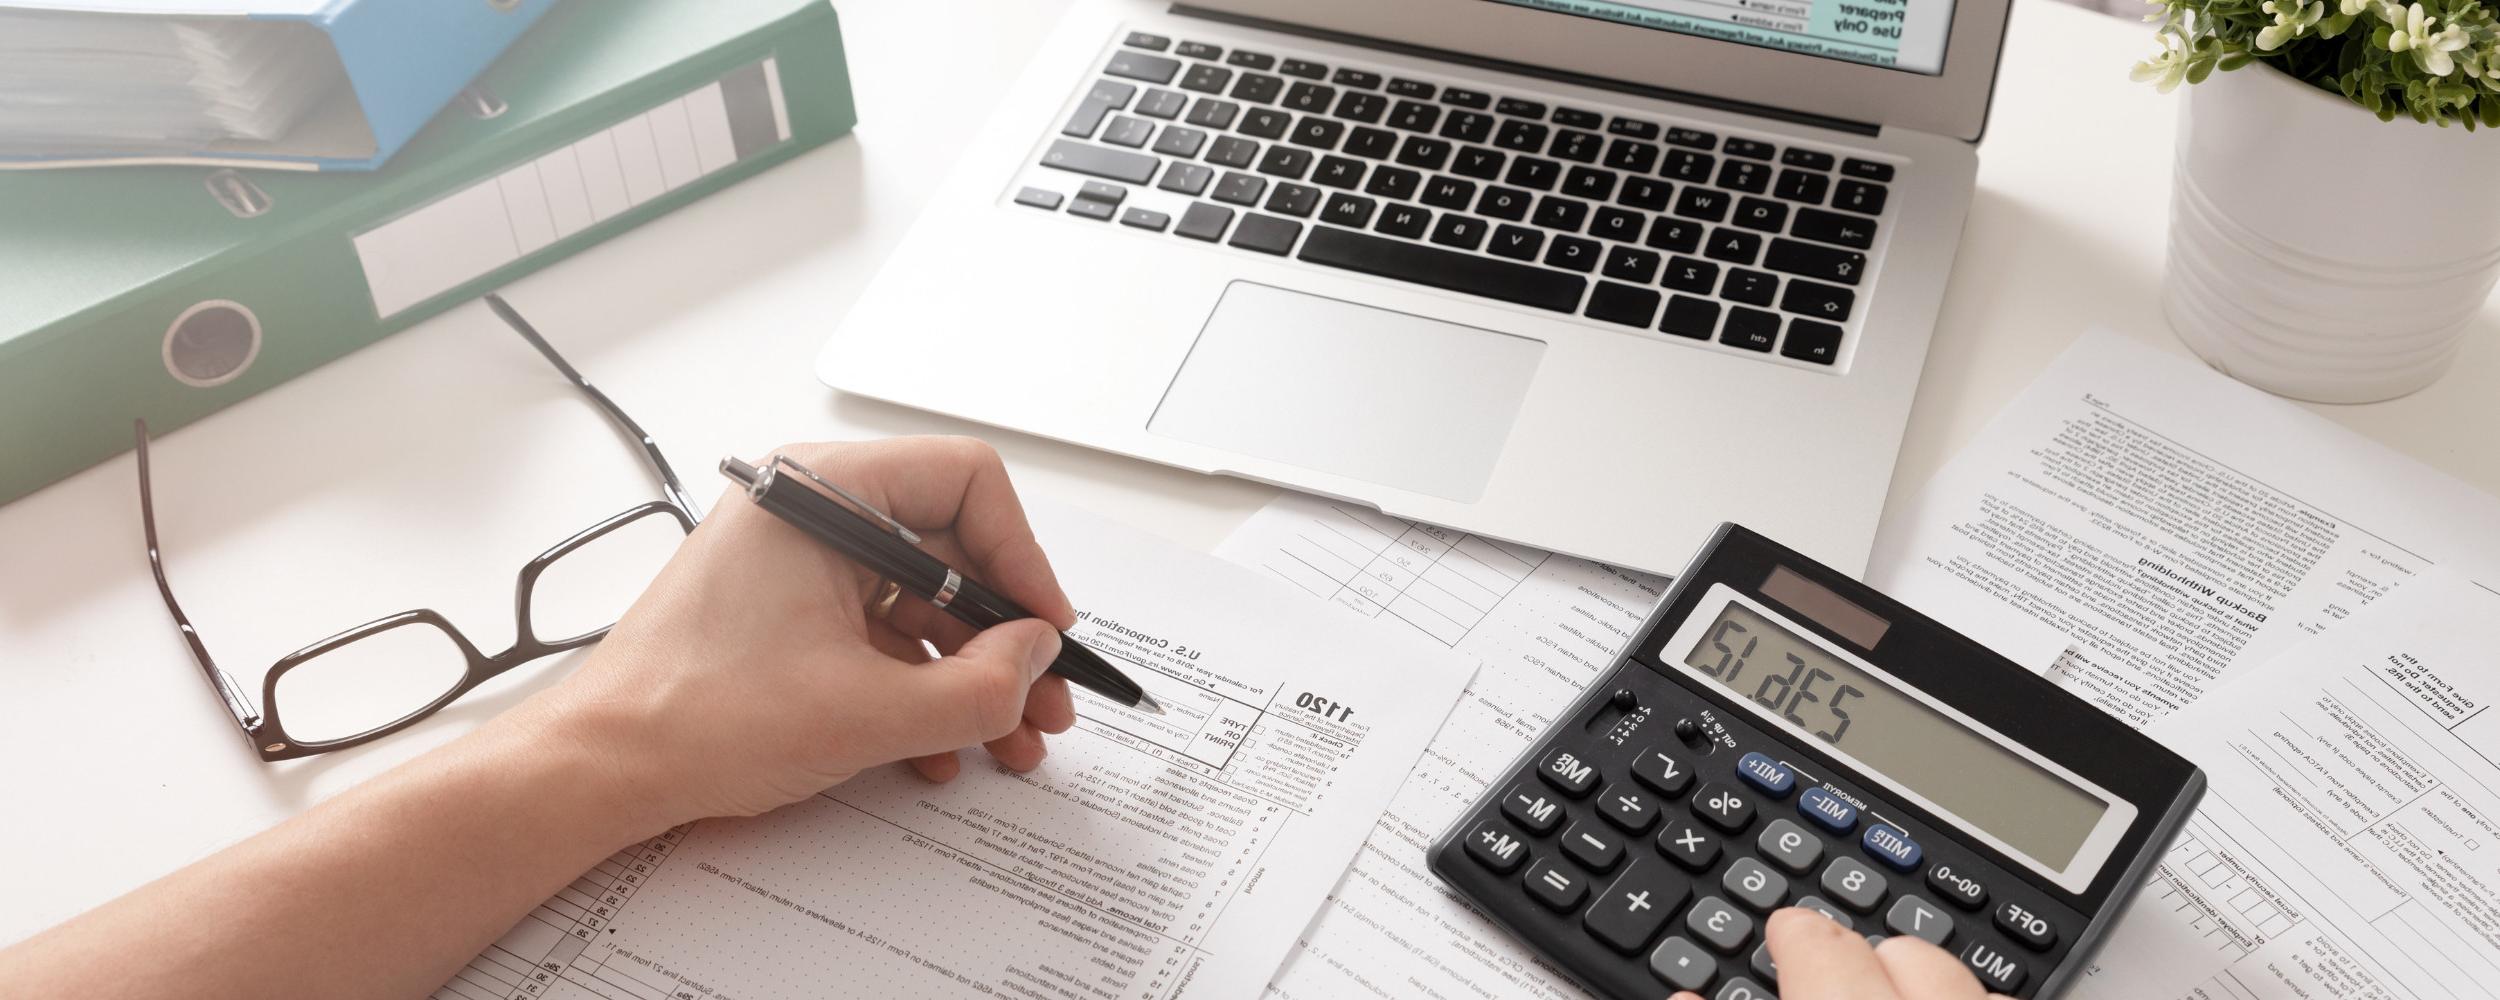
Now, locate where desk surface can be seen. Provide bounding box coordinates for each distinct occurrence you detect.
[4,0,2495,945]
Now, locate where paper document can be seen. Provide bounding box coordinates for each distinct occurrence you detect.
[432,501,1474,1000]
[2076,569,2500,1000]
[1214,493,1669,1000]
[1867,331,2500,728]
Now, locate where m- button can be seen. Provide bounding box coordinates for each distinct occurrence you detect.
[1502,782,1565,835]
[1538,747,1601,798]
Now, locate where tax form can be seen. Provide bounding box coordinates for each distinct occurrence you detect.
[2075,569,2500,1000]
[431,501,1473,1000]
[1214,493,1669,1000]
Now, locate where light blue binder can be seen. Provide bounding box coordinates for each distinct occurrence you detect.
[0,0,559,171]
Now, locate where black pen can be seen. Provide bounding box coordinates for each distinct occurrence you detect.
[719,454,1165,715]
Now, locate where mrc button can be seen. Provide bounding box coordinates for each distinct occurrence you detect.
[1798,786,1858,833]
[1995,900,2059,950]
[1735,752,1795,797]
[1861,822,1922,870]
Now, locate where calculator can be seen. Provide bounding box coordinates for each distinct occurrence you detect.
[1427,524,2203,1000]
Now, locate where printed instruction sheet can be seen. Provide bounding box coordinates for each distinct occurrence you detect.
[1866,331,2500,728]
[1213,493,1670,1000]
[2077,569,2500,1000]
[431,500,1474,1000]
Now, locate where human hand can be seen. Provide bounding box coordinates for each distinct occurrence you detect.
[1672,908,2006,1000]
[519,437,1081,834]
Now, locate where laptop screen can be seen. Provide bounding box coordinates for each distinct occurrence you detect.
[1484,0,1955,75]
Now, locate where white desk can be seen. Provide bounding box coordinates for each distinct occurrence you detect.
[4,0,2494,945]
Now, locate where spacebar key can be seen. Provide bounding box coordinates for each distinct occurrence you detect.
[1299,227,1586,312]
[1041,139,1159,184]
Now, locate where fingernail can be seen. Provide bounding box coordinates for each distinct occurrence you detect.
[1025,628,1063,678]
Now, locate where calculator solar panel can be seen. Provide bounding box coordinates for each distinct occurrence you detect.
[1428,524,2203,1000]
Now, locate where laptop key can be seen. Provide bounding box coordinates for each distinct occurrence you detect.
[1364,165,1422,201]
[1497,97,1549,119]
[1422,176,1478,210]
[1791,208,1877,249]
[1663,149,1715,183]
[1718,160,1771,194]
[1012,187,1063,210]
[1343,126,1400,159]
[1451,146,1507,180]
[1206,136,1260,169]
[1375,204,1433,239]
[1225,50,1276,70]
[1159,162,1214,196]
[1722,268,1778,306]
[1553,107,1604,129]
[1299,226,1588,312]
[1495,119,1551,153]
[1174,40,1223,60]
[1586,282,1662,327]
[1724,138,1775,160]
[1782,320,1844,364]
[1279,58,1328,80]
[1136,88,1188,120]
[1387,77,1437,99]
[1430,214,1488,250]
[1076,180,1128,205]
[1041,140,1158,184]
[1545,235,1601,273]
[1662,256,1718,293]
[1676,188,1729,223]
[1661,294,1721,338]
[1257,145,1314,179]
[1231,72,1285,104]
[1781,148,1835,170]
[1564,165,1618,201]
[1179,64,1232,94]
[1064,97,1119,139]
[1764,238,1866,284]
[1239,108,1291,139]
[1505,156,1561,191]
[1774,169,1830,205]
[1389,100,1442,133]
[1266,182,1322,218]
[1396,136,1453,171]
[1333,68,1383,89]
[1620,177,1675,212]
[1666,127,1717,150]
[1590,207,1644,243]
[1100,116,1155,148]
[1321,193,1378,228]
[1550,129,1604,163]
[1706,228,1763,265]
[1733,197,1789,233]
[1282,82,1337,113]
[1477,186,1533,221]
[1833,179,1888,215]
[1441,87,1493,109]
[1603,246,1662,283]
[1105,52,1181,85]
[1228,212,1301,255]
[1066,197,1117,222]
[1722,308,1780,351]
[1841,157,1895,182]
[1606,138,1661,174]
[1119,206,1171,231]
[1533,195,1590,232]
[1440,111,1495,144]
[1184,98,1239,130]
[1488,224,1545,261]
[1335,91,1389,123]
[1312,155,1367,189]
[1290,118,1345,150]
[1780,278,1855,320]
[1123,31,1170,51]
[1648,218,1704,255]
[1213,171,1268,206]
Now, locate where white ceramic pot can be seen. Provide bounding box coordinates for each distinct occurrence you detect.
[2163,60,2500,403]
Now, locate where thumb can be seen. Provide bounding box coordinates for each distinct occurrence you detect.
[911,619,1062,753]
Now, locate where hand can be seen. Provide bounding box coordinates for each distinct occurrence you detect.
[1673,908,2006,1000]
[522,437,1080,833]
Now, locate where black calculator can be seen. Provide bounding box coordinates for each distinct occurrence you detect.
[1428,525,2203,1000]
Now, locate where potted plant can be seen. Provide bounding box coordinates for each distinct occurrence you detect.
[2136,0,2500,402]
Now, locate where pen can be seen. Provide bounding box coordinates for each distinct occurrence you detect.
[719,454,1165,716]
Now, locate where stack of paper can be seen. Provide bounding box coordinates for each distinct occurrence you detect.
[0,9,346,156]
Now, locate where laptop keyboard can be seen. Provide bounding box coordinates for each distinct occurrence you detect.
[1019,30,1899,369]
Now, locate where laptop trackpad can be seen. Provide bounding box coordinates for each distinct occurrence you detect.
[1147,282,1546,503]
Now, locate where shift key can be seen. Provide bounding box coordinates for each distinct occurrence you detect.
[1042,139,1160,184]
[1763,238,1867,286]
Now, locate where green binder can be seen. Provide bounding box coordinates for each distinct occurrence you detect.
[0,0,855,505]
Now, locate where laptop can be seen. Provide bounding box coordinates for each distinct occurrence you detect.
[819,0,2008,576]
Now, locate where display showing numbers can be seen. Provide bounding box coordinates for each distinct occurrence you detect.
[1693,618,1862,746]
[1294,691,1356,723]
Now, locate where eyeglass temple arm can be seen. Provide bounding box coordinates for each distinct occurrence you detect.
[133,420,264,732]
[482,293,703,520]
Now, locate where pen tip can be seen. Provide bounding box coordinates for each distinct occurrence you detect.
[1136,693,1167,716]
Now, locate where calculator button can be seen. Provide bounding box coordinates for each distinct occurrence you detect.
[1584,862,1693,954]
[1691,782,1756,833]
[1500,782,1566,836]
[1685,895,1756,953]
[1820,857,1889,912]
[1647,936,1718,992]
[1537,747,1601,798]
[1994,900,2060,950]
[1465,819,1530,874]
[1797,786,1858,833]
[1748,941,1778,983]
[1721,858,1790,911]
[1715,977,1774,1000]
[1631,746,1697,796]
[1926,862,1989,910]
[1656,818,1723,871]
[1561,821,1626,874]
[1862,822,1922,871]
[1735,752,1795,798]
[1884,895,1955,947]
[1962,940,2030,993]
[1525,858,1591,912]
[1796,895,1854,928]
[1757,819,1823,874]
[1599,783,1662,834]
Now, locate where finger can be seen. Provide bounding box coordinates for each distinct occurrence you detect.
[1874,936,1990,1000]
[1766,907,1903,1000]
[909,752,961,783]
[865,620,934,665]
[1025,673,1076,734]
[790,437,1076,628]
[897,618,1063,756]
[983,720,1049,772]
[1671,994,1704,1000]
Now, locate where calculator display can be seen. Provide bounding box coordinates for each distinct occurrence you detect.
[1681,601,2108,870]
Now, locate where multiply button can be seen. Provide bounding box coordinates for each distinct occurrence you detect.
[1501,782,1565,835]
[1692,782,1755,833]
[1961,940,2029,993]
[1600,783,1662,833]
[1584,861,1693,954]
[1926,862,1988,910]
[1632,746,1696,796]
[1465,819,1528,874]
[1861,821,1922,871]
[1656,818,1724,871]
[1735,752,1795,798]
[1538,747,1600,798]
[1995,901,2059,950]
[1798,786,1858,833]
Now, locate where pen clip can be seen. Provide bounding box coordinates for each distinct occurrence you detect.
[768,454,923,545]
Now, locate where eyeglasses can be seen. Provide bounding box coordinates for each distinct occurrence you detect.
[136,294,702,761]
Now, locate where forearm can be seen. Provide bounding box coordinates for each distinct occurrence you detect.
[0,690,657,1000]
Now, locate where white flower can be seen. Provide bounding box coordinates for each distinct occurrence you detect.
[2257,0,2325,48]
[2132,32,2194,91]
[2389,4,2471,75]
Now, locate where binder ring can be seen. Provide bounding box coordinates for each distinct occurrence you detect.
[162,300,263,389]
